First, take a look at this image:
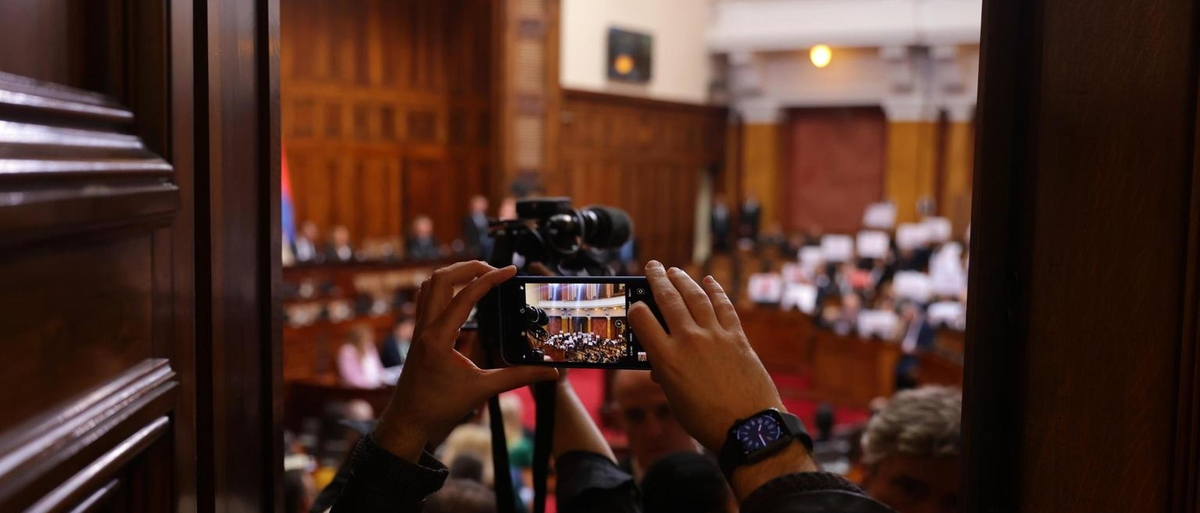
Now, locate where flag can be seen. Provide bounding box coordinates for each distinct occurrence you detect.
[281,143,296,244]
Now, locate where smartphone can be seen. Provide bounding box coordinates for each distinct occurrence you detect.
[496,276,665,369]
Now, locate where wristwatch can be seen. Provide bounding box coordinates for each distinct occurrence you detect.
[717,408,813,478]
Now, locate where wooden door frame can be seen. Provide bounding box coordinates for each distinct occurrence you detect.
[964,0,1199,512]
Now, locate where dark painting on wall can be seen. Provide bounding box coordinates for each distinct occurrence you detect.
[607,27,652,83]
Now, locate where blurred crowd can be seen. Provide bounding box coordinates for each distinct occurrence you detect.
[285,369,960,513]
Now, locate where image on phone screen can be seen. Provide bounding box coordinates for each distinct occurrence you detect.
[498,277,661,369]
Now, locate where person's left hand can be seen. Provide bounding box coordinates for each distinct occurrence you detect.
[373,261,559,461]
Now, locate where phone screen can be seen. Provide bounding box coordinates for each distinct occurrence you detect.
[497,276,662,369]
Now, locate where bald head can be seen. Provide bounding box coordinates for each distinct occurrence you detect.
[612,370,698,473]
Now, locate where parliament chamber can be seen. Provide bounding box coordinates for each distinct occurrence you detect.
[1,0,1198,512]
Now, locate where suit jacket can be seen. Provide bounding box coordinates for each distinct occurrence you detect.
[406,236,440,261]
[460,213,492,258]
[740,201,762,239]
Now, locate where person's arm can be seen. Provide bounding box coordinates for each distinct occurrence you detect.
[330,261,559,512]
[629,262,893,512]
[553,376,641,513]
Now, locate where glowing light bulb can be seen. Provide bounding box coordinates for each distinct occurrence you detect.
[810,44,832,68]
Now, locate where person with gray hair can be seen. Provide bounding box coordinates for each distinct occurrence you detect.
[860,386,961,513]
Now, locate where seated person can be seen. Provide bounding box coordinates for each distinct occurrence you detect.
[612,369,702,481]
[640,453,736,513]
[330,260,893,513]
[861,387,961,513]
[337,325,385,389]
[380,317,414,368]
[325,225,356,263]
[424,478,496,513]
[292,221,322,263]
[406,216,442,261]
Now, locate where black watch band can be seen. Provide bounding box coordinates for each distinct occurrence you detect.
[717,409,814,478]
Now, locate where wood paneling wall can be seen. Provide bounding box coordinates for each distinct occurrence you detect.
[555,90,728,267]
[781,108,887,233]
[280,0,493,246]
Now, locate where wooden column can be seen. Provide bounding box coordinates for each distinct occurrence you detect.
[884,118,939,224]
[939,116,975,236]
[741,123,781,229]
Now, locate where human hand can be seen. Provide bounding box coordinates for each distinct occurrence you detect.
[373,261,559,462]
[627,261,784,452]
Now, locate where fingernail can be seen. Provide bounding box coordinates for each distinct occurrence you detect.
[703,275,715,284]
[668,267,681,275]
[647,260,664,269]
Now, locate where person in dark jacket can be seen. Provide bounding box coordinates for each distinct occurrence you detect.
[406,216,442,261]
[329,260,893,513]
[461,195,493,259]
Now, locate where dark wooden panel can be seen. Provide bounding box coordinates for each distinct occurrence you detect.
[280,0,492,247]
[965,0,1199,511]
[556,89,728,267]
[198,0,282,510]
[0,0,123,95]
[781,107,885,233]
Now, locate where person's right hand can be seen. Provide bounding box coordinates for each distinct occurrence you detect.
[627,261,784,453]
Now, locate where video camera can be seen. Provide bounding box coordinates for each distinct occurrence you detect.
[488,197,632,275]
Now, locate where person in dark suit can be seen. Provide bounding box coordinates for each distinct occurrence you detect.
[405,216,441,261]
[459,195,492,259]
[711,193,731,252]
[894,302,936,391]
[739,193,762,242]
[379,317,414,368]
[325,225,355,263]
[292,221,322,264]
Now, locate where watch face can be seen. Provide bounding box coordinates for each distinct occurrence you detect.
[735,413,783,453]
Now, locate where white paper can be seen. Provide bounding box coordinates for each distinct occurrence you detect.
[821,235,855,262]
[747,273,784,303]
[922,217,953,243]
[856,231,890,259]
[863,203,897,229]
[780,283,818,314]
[798,246,824,271]
[927,301,966,329]
[781,263,806,284]
[895,223,931,251]
[893,271,933,302]
[857,309,900,339]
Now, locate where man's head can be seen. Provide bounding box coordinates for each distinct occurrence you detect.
[641,452,736,513]
[413,216,434,238]
[861,386,961,513]
[612,370,698,471]
[331,225,350,246]
[470,195,488,214]
[301,221,318,240]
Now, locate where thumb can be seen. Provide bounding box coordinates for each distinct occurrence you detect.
[630,302,670,361]
[481,366,560,395]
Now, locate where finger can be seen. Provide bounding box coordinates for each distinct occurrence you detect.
[424,261,496,320]
[480,366,560,395]
[644,261,697,332]
[701,275,741,332]
[666,267,720,329]
[629,302,669,360]
[430,266,517,342]
[414,280,431,334]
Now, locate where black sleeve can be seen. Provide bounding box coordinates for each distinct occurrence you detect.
[740,472,895,513]
[329,434,449,513]
[555,451,641,513]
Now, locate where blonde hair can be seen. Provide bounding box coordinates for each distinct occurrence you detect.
[862,386,961,465]
[439,424,494,485]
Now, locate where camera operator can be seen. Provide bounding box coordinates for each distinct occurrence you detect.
[330,260,892,513]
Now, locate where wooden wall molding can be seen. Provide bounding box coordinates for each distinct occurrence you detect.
[26,417,169,513]
[0,72,179,244]
[0,360,176,511]
[1172,80,1200,513]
